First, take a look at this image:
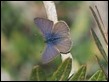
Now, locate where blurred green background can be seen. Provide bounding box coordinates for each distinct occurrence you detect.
[1,1,108,81]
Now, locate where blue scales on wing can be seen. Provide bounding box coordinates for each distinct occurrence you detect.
[34,17,53,38]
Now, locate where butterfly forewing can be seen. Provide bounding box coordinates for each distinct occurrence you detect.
[34,17,53,37]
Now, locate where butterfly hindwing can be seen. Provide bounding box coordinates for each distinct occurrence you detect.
[42,44,59,64]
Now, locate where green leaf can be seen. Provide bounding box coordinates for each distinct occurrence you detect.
[50,58,72,81]
[30,65,46,81]
[69,65,86,81]
[91,28,108,63]
[95,55,108,80]
[88,70,106,81]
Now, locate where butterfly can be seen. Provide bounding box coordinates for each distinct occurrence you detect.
[34,17,72,64]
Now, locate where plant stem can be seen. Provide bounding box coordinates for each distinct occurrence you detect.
[43,1,75,77]
[43,1,58,24]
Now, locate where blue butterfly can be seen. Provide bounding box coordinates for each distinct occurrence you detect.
[34,17,72,64]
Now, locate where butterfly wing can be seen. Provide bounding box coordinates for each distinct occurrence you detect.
[53,21,72,53]
[53,21,70,37]
[34,17,53,37]
[54,37,72,53]
[42,44,59,64]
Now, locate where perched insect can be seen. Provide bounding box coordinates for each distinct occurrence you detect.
[34,17,72,64]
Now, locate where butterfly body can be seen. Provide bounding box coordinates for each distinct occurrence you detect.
[45,33,61,46]
[34,17,72,64]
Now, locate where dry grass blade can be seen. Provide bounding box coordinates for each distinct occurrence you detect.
[89,6,108,45]
[95,6,105,30]
[95,6,108,44]
[91,28,108,63]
